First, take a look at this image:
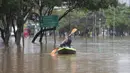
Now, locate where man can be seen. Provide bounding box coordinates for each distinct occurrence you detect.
[60,36,72,47]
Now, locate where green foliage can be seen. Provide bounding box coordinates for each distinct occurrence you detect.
[85,0,118,11]
[8,0,19,11]
[105,4,130,31]
[44,0,118,11]
[0,0,2,6]
[56,9,86,29]
[43,0,62,7]
[0,0,20,14]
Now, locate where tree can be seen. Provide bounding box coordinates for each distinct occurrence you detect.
[105,4,130,36]
[0,0,33,48]
[0,0,118,47]
[32,0,118,42]
[80,0,118,37]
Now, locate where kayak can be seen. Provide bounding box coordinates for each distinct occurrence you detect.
[57,47,76,54]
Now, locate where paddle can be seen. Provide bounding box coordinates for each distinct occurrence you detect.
[51,28,77,55]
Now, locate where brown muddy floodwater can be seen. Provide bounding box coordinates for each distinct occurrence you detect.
[0,36,130,73]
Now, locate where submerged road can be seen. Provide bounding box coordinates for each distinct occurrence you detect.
[0,36,130,73]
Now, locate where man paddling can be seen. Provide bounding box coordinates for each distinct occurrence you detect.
[60,36,72,48]
[51,28,77,55]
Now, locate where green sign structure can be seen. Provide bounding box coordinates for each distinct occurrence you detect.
[40,15,58,28]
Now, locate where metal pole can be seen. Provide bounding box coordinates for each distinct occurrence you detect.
[92,12,95,41]
[54,30,56,49]
[85,14,87,53]
[101,9,105,38]
[45,28,47,52]
[94,12,97,41]
[69,12,71,33]
[112,7,116,53]
[113,7,115,39]
[69,0,71,33]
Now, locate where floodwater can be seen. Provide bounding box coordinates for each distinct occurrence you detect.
[0,36,130,73]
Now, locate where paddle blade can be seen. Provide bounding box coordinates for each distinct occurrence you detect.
[51,48,58,55]
[69,28,77,36]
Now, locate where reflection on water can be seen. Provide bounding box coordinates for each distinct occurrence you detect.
[0,52,130,73]
[0,50,24,73]
[54,55,77,73]
[0,36,130,73]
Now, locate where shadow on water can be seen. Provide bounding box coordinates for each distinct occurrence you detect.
[40,42,43,53]
[55,54,77,73]
[40,42,48,53]
[0,45,77,73]
[42,54,77,73]
[0,36,130,73]
[0,48,24,73]
[16,48,24,73]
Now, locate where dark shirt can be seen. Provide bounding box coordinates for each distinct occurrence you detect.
[60,36,72,47]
